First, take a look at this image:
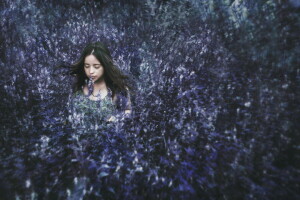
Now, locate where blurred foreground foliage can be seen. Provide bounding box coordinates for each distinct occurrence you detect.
[0,0,299,199]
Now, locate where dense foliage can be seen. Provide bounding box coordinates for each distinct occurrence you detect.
[0,0,299,199]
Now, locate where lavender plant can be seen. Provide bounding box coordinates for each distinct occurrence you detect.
[0,0,299,199]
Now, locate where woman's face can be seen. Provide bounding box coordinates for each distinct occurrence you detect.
[84,54,104,83]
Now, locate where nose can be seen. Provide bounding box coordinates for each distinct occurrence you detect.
[89,67,95,74]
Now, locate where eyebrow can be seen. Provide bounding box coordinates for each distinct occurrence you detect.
[84,63,101,65]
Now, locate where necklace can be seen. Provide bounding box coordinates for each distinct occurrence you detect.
[92,90,101,97]
[85,78,112,101]
[91,88,112,101]
[91,89,102,101]
[92,93,98,97]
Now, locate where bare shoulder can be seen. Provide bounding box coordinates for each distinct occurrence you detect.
[112,92,118,102]
[82,85,88,95]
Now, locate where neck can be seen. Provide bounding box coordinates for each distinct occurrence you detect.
[93,78,107,91]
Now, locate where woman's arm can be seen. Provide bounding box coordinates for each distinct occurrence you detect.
[108,89,132,122]
[124,88,132,115]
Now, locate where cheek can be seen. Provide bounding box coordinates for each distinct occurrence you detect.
[99,68,104,75]
[84,68,89,75]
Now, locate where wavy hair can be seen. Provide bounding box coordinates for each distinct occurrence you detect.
[71,42,132,97]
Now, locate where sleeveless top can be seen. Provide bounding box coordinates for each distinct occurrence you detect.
[68,90,117,132]
[68,89,131,133]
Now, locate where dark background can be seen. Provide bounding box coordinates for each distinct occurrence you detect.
[0,0,299,199]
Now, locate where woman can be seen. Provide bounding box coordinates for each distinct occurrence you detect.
[68,42,132,131]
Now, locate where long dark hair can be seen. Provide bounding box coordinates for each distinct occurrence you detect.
[71,42,132,97]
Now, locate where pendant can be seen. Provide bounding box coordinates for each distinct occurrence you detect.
[93,90,102,101]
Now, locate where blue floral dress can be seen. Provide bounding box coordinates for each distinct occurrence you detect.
[68,90,117,133]
[68,89,131,133]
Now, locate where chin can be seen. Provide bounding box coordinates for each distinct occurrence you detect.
[94,77,104,83]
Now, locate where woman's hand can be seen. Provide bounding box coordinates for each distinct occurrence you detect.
[107,110,131,123]
[107,116,117,122]
[125,110,131,115]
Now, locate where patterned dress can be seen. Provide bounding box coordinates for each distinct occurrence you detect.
[68,89,131,134]
[68,90,117,133]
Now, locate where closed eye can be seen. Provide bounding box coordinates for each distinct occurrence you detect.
[84,64,101,68]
